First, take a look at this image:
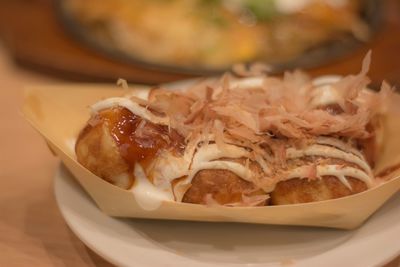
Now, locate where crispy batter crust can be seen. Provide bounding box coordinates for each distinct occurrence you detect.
[270,176,368,205]
[182,169,267,206]
[75,122,133,189]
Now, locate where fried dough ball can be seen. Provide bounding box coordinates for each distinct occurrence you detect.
[267,149,372,205]
[182,169,267,206]
[270,176,368,205]
[76,107,185,189]
[75,118,133,189]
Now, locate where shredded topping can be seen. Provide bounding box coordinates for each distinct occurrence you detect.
[90,53,393,206]
[136,53,390,143]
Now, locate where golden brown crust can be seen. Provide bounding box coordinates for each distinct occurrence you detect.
[76,77,381,205]
[75,122,134,189]
[270,176,368,205]
[75,107,185,190]
[182,169,267,206]
[76,111,372,205]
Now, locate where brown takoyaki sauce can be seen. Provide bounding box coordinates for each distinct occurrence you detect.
[98,107,185,168]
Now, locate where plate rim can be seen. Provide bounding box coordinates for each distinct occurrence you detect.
[54,164,400,267]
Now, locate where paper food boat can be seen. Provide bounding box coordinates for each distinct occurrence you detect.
[22,82,400,229]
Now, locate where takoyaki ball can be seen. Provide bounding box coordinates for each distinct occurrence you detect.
[269,136,373,205]
[182,159,267,206]
[75,117,133,189]
[76,106,184,189]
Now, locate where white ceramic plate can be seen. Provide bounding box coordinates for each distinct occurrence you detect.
[55,165,400,267]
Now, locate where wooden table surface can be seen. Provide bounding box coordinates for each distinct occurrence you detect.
[0,42,115,267]
[0,30,400,267]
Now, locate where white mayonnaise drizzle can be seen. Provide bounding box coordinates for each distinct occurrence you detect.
[311,75,342,108]
[131,163,172,210]
[312,75,342,87]
[89,91,260,203]
[316,137,364,159]
[231,77,264,90]
[191,144,250,167]
[281,165,373,190]
[92,74,373,204]
[91,97,169,125]
[188,160,253,182]
[150,153,189,189]
[286,144,372,175]
[168,144,254,201]
[310,85,342,108]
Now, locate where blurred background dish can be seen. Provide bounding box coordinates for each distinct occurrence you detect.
[57,0,381,74]
[0,0,399,85]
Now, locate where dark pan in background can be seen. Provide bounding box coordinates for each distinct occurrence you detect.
[55,0,383,76]
[2,0,399,84]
